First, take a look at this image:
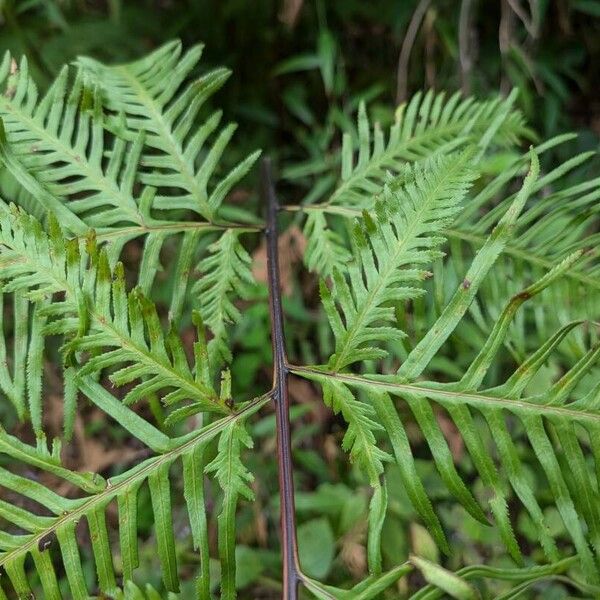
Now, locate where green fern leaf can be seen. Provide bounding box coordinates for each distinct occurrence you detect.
[299,241,600,580]
[0,55,147,232]
[76,40,261,221]
[323,151,477,371]
[192,228,254,366]
[0,39,597,600]
[327,91,528,208]
[0,204,229,435]
[322,379,390,485]
[0,390,267,598]
[0,44,261,324]
[205,421,255,600]
[303,210,351,276]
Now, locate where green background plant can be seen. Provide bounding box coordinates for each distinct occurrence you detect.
[0,1,598,599]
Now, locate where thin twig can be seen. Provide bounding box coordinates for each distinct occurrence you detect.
[262,158,300,599]
[424,7,437,90]
[396,0,432,104]
[459,0,475,95]
[507,0,535,38]
[499,0,515,95]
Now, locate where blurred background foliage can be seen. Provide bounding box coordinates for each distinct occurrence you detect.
[1,0,598,218]
[0,1,599,597]
[1,0,598,147]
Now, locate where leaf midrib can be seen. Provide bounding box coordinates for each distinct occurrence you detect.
[293,366,600,425]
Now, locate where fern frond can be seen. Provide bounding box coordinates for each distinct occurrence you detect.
[298,101,597,369]
[321,378,391,573]
[297,145,600,584]
[0,394,268,598]
[314,150,480,573]
[322,379,390,485]
[324,90,528,208]
[398,150,540,379]
[296,313,600,578]
[303,210,350,276]
[192,228,254,366]
[73,284,224,416]
[322,151,476,371]
[303,130,599,362]
[301,232,600,583]
[76,40,261,220]
[76,41,262,337]
[0,45,261,325]
[205,420,255,600]
[0,39,597,599]
[0,204,229,435]
[0,55,148,232]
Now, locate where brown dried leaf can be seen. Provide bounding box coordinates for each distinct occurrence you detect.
[288,377,329,423]
[340,522,367,577]
[435,410,464,463]
[279,0,304,27]
[252,225,307,296]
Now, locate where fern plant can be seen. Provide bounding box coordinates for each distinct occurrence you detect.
[0,40,597,599]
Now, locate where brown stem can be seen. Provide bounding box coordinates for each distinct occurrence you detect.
[262,158,300,599]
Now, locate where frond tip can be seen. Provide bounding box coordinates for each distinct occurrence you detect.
[329,90,529,208]
[77,40,261,220]
[322,151,477,371]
